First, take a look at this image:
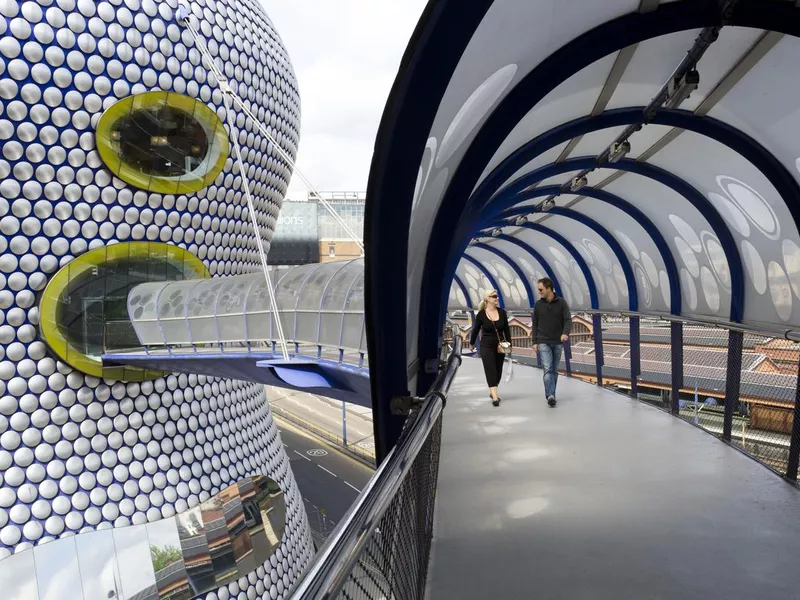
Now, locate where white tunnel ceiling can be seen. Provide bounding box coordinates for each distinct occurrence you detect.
[394,1,800,343]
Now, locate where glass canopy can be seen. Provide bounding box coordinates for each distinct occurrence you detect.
[127,260,372,352]
[364,1,800,396]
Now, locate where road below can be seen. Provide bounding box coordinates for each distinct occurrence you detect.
[267,386,375,453]
[275,415,374,542]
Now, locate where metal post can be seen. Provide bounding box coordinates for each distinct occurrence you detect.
[630,316,640,398]
[593,314,604,386]
[787,355,800,481]
[342,400,348,449]
[670,321,683,415]
[723,330,744,441]
[564,340,572,377]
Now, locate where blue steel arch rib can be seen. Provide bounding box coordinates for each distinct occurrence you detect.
[493,184,683,315]
[495,234,564,298]
[462,253,505,308]
[366,0,494,460]
[470,120,756,321]
[517,223,599,309]
[485,207,638,312]
[472,242,536,307]
[418,1,800,393]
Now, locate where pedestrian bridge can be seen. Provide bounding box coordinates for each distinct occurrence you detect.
[289,1,800,598]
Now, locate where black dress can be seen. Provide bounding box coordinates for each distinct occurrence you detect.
[469,308,512,387]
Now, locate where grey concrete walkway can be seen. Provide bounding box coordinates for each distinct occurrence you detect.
[426,357,800,600]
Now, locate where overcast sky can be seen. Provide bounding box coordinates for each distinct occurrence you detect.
[264,1,428,199]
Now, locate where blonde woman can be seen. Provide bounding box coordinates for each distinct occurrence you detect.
[469,290,512,406]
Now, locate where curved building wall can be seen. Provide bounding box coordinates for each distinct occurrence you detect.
[0,0,314,597]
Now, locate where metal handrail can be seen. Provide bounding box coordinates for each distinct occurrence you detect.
[289,325,462,599]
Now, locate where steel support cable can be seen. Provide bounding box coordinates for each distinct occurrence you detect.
[182,16,291,359]
[180,6,364,254]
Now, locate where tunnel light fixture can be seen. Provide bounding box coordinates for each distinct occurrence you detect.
[540,197,556,212]
[569,176,587,192]
[491,228,503,237]
[608,140,631,163]
[665,69,699,109]
[514,215,528,226]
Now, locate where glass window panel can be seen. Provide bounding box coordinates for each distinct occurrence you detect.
[297,263,338,310]
[344,274,365,311]
[200,484,239,587]
[321,261,363,312]
[222,482,255,575]
[341,314,363,350]
[112,525,158,600]
[275,264,318,310]
[147,518,192,600]
[320,312,344,348]
[34,537,83,600]
[296,312,320,344]
[0,548,39,600]
[251,475,286,551]
[176,508,216,596]
[76,530,123,600]
[217,314,247,343]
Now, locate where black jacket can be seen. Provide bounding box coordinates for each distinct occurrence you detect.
[531,296,572,345]
[469,308,512,348]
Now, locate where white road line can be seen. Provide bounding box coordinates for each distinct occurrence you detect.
[294,450,311,462]
[344,481,361,493]
[317,465,337,477]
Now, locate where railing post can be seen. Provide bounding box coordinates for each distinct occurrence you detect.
[593,314,604,386]
[670,321,683,415]
[723,330,744,442]
[630,316,640,398]
[787,354,800,481]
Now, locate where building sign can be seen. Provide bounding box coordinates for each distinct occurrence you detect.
[269,201,320,265]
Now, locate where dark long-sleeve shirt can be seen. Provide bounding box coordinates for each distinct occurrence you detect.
[531,296,571,345]
[469,308,512,347]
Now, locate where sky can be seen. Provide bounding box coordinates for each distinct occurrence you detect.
[264,1,428,199]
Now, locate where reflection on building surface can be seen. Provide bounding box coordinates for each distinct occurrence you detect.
[0,476,285,600]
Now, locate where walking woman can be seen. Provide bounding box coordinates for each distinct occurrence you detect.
[469,290,512,407]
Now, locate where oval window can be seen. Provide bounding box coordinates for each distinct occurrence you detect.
[96,91,229,194]
[39,242,209,381]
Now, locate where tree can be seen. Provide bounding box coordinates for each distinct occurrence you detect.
[150,545,183,572]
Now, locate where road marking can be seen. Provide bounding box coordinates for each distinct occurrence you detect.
[306,449,328,457]
[318,465,337,477]
[344,481,361,493]
[294,450,311,462]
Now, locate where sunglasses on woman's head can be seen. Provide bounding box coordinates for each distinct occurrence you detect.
[488,295,498,298]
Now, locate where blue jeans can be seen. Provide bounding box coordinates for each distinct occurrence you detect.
[539,344,563,399]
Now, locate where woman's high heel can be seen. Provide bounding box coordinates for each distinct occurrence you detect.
[492,397,500,407]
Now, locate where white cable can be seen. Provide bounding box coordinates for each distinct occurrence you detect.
[181,13,364,253]
[232,100,365,252]
[185,17,291,360]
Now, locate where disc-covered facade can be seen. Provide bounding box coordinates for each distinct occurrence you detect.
[0,0,314,597]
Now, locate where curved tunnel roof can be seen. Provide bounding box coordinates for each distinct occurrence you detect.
[365,0,800,452]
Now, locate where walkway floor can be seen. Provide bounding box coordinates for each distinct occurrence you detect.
[426,357,800,600]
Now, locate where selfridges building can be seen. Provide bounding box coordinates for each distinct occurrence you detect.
[0,0,315,598]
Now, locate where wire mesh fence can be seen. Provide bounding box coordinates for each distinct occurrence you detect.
[334,406,442,600]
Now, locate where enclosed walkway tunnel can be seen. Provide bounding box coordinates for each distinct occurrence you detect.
[293,1,800,598]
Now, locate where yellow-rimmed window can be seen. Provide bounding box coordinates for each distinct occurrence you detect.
[96,91,229,194]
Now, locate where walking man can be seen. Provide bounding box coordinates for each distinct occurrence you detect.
[531,277,571,407]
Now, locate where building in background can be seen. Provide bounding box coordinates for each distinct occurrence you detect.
[271,192,365,265]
